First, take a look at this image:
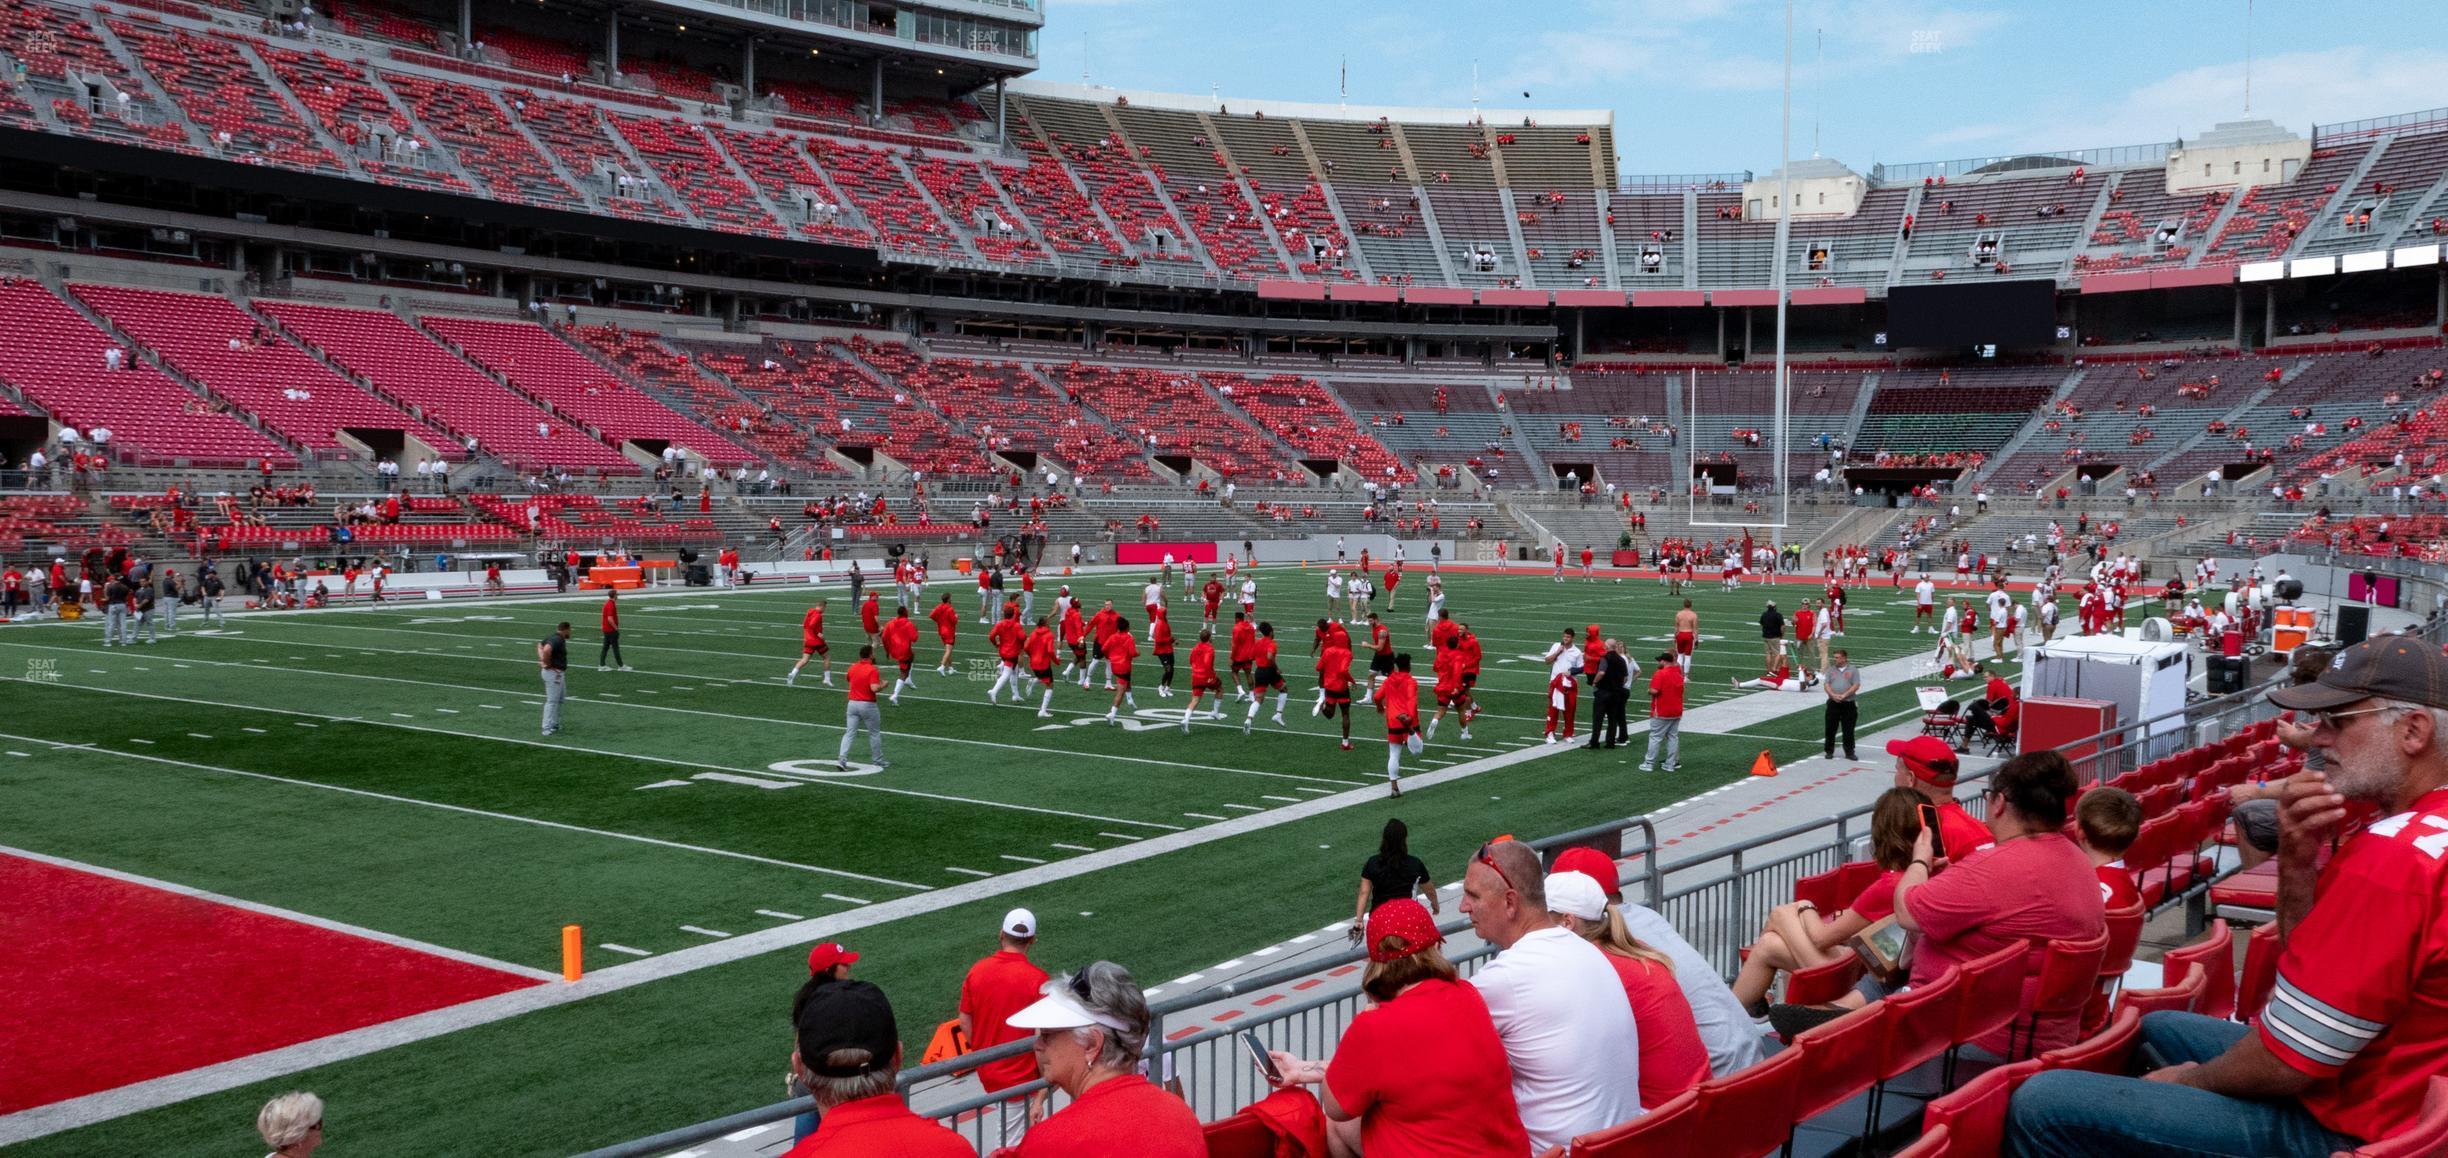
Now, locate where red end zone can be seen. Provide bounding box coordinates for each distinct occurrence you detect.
[0,854,542,1113]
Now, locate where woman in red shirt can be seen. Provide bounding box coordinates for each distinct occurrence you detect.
[1265,899,1529,1157]
[1547,871,1714,1109]
[1008,962,1202,1158]
[1730,788,1920,1014]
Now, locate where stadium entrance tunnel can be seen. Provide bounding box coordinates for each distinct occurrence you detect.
[1843,466,1966,499]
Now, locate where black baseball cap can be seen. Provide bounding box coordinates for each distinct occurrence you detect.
[794,980,900,1077]
[2268,637,2448,712]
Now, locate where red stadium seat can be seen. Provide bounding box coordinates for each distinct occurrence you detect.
[1783,954,1869,1012]
[1919,1058,2043,1158]
[1787,1002,1890,1134]
[2116,961,2207,1018]
[1569,1088,1698,1157]
[1790,867,1846,912]
[1689,1046,1803,1158]
[1948,942,2030,1086]
[2160,920,2235,1021]
[1891,1124,1950,1158]
[1199,1109,1275,1158]
[2237,922,2281,1021]
[2014,931,2107,1061]
[1867,965,1965,1124]
[2039,1006,2142,1075]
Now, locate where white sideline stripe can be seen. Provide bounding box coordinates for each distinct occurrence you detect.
[1183,811,1227,821]
[1220,803,1264,812]
[1097,832,1143,841]
[679,926,732,939]
[1260,795,1301,802]
[0,665,1575,1147]
[819,894,872,906]
[0,730,928,891]
[598,944,652,957]
[999,854,1047,865]
[755,910,806,921]
[1050,843,1096,852]
[1,670,1184,834]
[0,844,557,982]
[945,867,993,878]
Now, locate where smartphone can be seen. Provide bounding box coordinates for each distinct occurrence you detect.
[1240,1030,1281,1082]
[1917,802,1942,834]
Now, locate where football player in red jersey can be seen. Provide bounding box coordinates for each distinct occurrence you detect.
[1180,629,1223,732]
[1024,615,1061,718]
[1241,621,1288,734]
[785,598,831,687]
[929,593,961,675]
[983,608,1026,704]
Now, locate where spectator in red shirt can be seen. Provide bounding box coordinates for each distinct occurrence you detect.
[2076,787,2144,910]
[959,908,1050,1137]
[1733,787,1922,1014]
[1547,870,1712,1109]
[1888,736,1994,862]
[2008,637,2448,1155]
[597,588,628,671]
[1263,898,1531,1157]
[782,981,968,1158]
[1008,962,1203,1158]
[1643,653,1684,772]
[1896,750,2104,1057]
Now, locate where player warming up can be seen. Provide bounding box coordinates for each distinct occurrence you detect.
[984,609,1027,704]
[1181,629,1224,731]
[1242,622,1289,734]
[786,598,833,686]
[1673,600,1700,675]
[882,607,920,703]
[1100,615,1138,724]
[1024,615,1061,717]
[1149,609,1177,698]
[930,593,960,675]
[1315,628,1356,749]
[1377,654,1421,797]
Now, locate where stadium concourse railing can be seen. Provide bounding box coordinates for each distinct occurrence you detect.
[582,635,2412,1156]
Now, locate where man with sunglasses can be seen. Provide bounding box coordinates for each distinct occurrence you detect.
[2006,637,2448,1157]
[1459,838,1642,1152]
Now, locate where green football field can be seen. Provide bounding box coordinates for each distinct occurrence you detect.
[0,563,2036,1155]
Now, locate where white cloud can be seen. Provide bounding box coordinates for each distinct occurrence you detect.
[1916,46,2448,159]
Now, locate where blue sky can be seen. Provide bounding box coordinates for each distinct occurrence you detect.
[1036,0,2448,175]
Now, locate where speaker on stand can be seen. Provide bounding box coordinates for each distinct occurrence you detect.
[2337,604,2371,646]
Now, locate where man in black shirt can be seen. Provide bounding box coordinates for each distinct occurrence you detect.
[1759,601,1786,672]
[198,568,226,627]
[1589,640,1632,750]
[538,622,571,736]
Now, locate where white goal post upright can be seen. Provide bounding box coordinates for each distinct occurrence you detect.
[1687,0,1794,551]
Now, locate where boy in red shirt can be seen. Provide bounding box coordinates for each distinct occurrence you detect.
[1376,653,1420,796]
[881,608,919,704]
[1148,610,1176,699]
[1316,632,1356,750]
[1241,621,1287,734]
[983,608,1025,704]
[1425,631,1476,742]
[929,593,960,675]
[2077,786,2145,910]
[1023,615,1060,718]
[1181,629,1223,732]
[787,599,831,686]
[598,588,629,671]
[1229,612,1258,703]
[1380,565,1401,612]
[1200,577,1225,626]
[1058,602,1088,679]
[859,591,882,647]
[1100,615,1138,723]
[1082,602,1119,690]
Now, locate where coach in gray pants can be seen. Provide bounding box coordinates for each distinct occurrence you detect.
[538,622,571,736]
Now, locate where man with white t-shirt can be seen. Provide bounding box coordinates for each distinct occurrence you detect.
[1913,575,1938,633]
[1986,585,2016,659]
[1459,841,1643,1152]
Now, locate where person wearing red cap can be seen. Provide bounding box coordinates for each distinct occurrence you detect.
[1265,898,1530,1158]
[781,981,967,1157]
[1887,736,1994,862]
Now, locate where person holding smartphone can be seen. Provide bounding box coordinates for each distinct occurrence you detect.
[1264,898,1529,1157]
[1730,788,1922,1016]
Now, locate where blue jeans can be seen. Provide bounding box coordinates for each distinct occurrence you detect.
[2004,1012,2359,1157]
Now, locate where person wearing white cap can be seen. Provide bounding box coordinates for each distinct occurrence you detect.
[1005,961,1203,1157]
[1458,839,1643,1151]
[958,908,1048,1140]
[1547,870,1712,1110]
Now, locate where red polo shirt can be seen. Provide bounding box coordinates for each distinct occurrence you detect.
[1014,1074,1203,1158]
[959,949,1048,1093]
[780,1093,968,1158]
[1648,666,1685,718]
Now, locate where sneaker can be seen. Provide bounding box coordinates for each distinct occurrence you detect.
[597,665,611,672]
[1241,715,1254,735]
[1105,712,1117,726]
[875,760,890,770]
[1389,778,1402,798]
[784,671,797,686]
[888,695,900,706]
[619,665,633,672]
[1339,740,1352,750]
[1036,709,1053,719]
[1459,729,1471,741]
[1638,762,1654,772]
[1271,714,1285,726]
[836,760,849,772]
[542,727,557,736]
[1542,734,1557,746]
